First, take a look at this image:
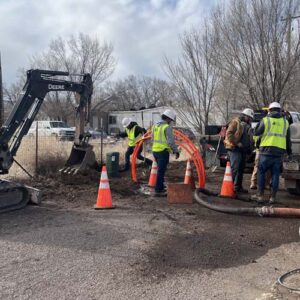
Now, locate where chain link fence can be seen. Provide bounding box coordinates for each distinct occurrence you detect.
[7,133,190,180]
[7,135,128,178]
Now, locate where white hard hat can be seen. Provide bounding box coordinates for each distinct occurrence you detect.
[122,117,132,128]
[162,109,176,121]
[269,102,281,110]
[242,108,254,119]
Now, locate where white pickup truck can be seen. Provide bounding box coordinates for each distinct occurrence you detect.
[28,121,75,141]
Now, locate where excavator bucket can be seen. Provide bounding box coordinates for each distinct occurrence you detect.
[60,143,97,176]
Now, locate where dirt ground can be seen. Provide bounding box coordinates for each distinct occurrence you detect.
[0,162,299,299]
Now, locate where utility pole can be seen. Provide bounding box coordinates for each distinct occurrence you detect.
[0,53,3,127]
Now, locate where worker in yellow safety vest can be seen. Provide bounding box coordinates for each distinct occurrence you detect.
[119,117,152,171]
[251,102,292,203]
[152,109,180,197]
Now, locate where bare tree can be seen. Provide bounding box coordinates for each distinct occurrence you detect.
[214,71,242,123]
[2,68,27,119]
[100,75,176,111]
[31,33,115,86]
[29,33,116,123]
[164,23,220,134]
[212,0,300,109]
[3,82,22,106]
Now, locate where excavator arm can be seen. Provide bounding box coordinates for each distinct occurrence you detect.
[0,69,95,212]
[0,69,93,174]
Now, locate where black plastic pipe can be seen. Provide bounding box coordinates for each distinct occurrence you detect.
[194,188,300,218]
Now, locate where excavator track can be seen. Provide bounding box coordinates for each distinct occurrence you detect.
[0,180,30,213]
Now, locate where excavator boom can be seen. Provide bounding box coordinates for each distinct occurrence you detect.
[0,69,96,212]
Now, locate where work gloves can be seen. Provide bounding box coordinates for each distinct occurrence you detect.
[175,152,180,159]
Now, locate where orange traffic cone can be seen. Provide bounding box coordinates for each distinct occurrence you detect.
[184,159,192,184]
[94,165,115,209]
[184,159,195,190]
[148,160,158,187]
[220,161,236,197]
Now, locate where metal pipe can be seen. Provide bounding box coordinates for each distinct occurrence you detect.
[13,159,33,178]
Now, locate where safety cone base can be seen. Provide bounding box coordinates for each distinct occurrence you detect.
[184,159,195,189]
[94,204,116,210]
[218,193,236,199]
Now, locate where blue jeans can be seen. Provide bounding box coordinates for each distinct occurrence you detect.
[258,154,282,195]
[227,150,246,191]
[125,145,152,171]
[153,150,169,193]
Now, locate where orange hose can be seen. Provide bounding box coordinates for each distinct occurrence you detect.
[131,129,206,188]
[272,207,300,217]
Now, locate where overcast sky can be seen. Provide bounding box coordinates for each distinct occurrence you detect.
[0,0,217,86]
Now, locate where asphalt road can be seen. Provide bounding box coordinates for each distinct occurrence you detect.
[0,181,299,300]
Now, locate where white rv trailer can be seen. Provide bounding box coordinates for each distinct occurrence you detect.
[108,106,187,135]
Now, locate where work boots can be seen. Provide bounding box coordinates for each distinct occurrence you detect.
[269,191,276,204]
[251,192,276,204]
[251,192,265,203]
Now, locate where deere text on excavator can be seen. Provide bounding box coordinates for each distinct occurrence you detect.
[0,69,97,212]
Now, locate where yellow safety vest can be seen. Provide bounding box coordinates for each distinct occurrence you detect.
[126,125,139,147]
[253,135,260,148]
[152,123,171,152]
[260,117,288,150]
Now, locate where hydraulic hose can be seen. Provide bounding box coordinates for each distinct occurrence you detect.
[194,188,300,218]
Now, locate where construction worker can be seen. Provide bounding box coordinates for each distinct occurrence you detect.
[224,108,254,194]
[250,108,271,190]
[250,135,272,190]
[119,117,152,171]
[251,102,292,203]
[282,110,293,125]
[152,109,180,197]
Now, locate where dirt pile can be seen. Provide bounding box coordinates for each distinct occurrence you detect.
[10,161,190,209]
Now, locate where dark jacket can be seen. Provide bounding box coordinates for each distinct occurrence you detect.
[240,121,252,153]
[119,122,147,140]
[254,111,292,156]
[224,116,252,153]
